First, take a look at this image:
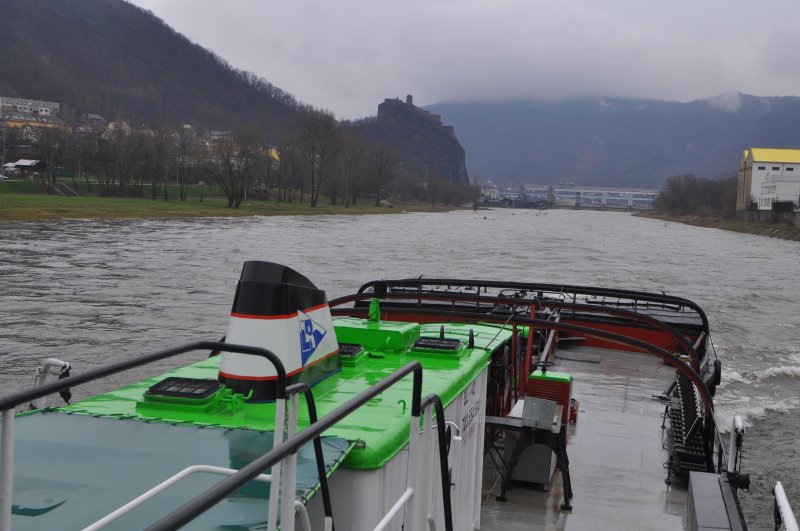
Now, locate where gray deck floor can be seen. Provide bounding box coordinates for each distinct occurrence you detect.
[481,347,689,530]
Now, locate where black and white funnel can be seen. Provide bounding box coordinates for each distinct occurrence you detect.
[218,261,341,401]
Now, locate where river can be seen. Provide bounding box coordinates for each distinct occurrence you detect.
[1,208,798,529]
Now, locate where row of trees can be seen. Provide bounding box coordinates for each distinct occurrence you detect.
[653,174,738,217]
[13,119,193,201]
[9,107,478,208]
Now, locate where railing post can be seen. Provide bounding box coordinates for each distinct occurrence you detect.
[0,410,14,531]
[727,415,744,474]
[268,397,286,531]
[774,481,799,531]
[280,393,299,531]
[449,433,463,530]
[406,404,423,529]
[422,407,435,525]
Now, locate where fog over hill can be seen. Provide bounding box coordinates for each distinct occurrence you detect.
[427,94,800,188]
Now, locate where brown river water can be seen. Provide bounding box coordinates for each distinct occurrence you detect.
[1,208,798,529]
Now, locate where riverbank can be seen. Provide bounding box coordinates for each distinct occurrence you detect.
[0,193,458,221]
[637,212,800,242]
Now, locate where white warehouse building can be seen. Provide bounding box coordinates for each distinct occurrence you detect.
[737,148,800,211]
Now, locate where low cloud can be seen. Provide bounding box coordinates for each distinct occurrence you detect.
[130,0,800,119]
[708,93,742,113]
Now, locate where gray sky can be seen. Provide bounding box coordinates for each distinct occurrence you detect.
[129,0,800,119]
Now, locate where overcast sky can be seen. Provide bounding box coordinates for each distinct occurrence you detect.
[129,0,800,119]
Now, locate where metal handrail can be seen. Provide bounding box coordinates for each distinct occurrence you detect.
[329,290,703,370]
[0,341,286,412]
[331,306,714,417]
[286,382,336,530]
[147,361,459,531]
[775,481,799,531]
[352,277,710,332]
[419,393,454,531]
[0,341,286,531]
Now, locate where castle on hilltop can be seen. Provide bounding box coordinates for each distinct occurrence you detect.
[378,95,456,138]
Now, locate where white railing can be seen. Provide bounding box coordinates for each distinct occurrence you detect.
[83,465,273,531]
[775,481,799,531]
[29,358,71,410]
[726,415,745,474]
[373,488,414,531]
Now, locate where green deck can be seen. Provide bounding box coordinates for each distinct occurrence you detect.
[57,319,509,470]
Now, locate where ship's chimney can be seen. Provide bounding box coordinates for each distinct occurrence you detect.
[406,94,413,105]
[218,261,341,401]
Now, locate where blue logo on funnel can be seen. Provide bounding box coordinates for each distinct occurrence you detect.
[299,310,327,366]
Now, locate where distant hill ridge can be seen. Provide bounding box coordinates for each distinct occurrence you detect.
[0,0,300,133]
[427,94,800,187]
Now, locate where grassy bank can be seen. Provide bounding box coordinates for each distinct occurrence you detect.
[636,212,800,242]
[0,192,456,221]
[717,218,800,241]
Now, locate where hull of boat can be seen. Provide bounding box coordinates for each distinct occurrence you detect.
[303,368,488,530]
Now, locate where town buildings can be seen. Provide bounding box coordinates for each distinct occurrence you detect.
[520,183,658,209]
[1,96,69,143]
[0,96,60,117]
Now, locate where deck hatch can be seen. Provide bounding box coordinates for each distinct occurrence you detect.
[146,377,222,399]
[338,343,365,357]
[414,338,463,351]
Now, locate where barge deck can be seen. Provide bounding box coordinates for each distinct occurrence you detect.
[481,347,687,530]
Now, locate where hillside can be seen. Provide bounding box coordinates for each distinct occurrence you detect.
[427,95,800,187]
[0,0,300,133]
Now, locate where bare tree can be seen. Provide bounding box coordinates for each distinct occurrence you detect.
[201,126,261,208]
[427,169,446,207]
[338,128,368,206]
[298,109,339,207]
[368,144,398,207]
[35,127,71,194]
[471,174,483,211]
[87,126,139,196]
[176,125,193,201]
[146,118,174,201]
[274,137,301,203]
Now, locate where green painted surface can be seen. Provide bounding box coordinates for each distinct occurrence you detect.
[59,319,510,470]
[334,317,420,352]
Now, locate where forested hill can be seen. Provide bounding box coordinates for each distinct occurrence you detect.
[0,0,300,133]
[427,95,800,187]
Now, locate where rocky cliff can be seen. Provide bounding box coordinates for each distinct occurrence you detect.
[358,96,470,185]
